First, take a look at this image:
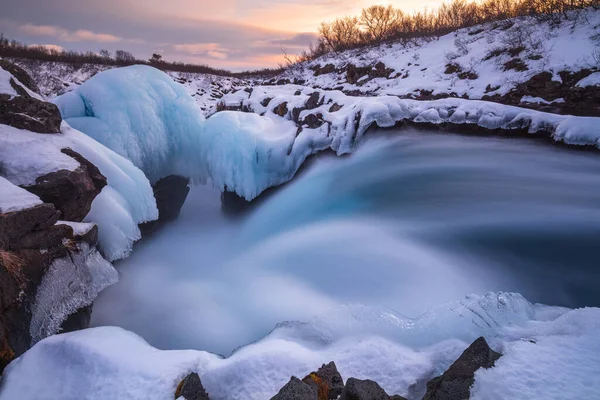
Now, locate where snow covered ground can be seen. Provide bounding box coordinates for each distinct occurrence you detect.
[1,292,598,400]
[278,8,600,102]
[0,176,43,213]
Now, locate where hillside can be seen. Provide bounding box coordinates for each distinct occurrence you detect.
[273,8,600,116]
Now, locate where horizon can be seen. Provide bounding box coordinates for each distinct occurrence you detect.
[1,0,444,71]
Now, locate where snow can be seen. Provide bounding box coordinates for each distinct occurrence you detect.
[55,220,96,236]
[0,176,43,213]
[576,72,600,87]
[29,243,118,344]
[0,66,18,98]
[54,65,206,183]
[0,122,158,261]
[278,8,600,100]
[1,292,597,400]
[521,96,564,104]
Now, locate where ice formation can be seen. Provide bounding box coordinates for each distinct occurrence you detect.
[1,292,597,400]
[53,65,206,183]
[29,243,119,344]
[0,122,157,261]
[52,66,600,202]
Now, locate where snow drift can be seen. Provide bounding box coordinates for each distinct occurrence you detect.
[1,292,598,400]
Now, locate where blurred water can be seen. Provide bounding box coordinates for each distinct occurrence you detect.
[92,128,600,355]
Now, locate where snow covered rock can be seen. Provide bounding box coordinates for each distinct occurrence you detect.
[0,61,62,133]
[423,337,501,400]
[24,148,107,222]
[270,377,317,400]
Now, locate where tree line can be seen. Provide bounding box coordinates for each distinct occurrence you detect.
[0,35,282,78]
[298,0,599,61]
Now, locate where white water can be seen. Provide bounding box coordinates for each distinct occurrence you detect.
[92,128,600,356]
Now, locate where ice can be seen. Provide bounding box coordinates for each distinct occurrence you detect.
[0,176,42,213]
[29,243,119,344]
[0,123,157,261]
[54,65,206,183]
[3,292,594,400]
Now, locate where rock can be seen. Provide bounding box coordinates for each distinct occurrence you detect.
[24,148,107,222]
[302,361,344,400]
[271,376,317,400]
[390,396,408,400]
[311,64,336,76]
[0,93,63,133]
[139,175,190,235]
[346,64,371,84]
[274,102,289,117]
[329,103,343,113]
[0,60,41,94]
[0,203,60,248]
[340,378,390,400]
[423,337,501,400]
[301,113,324,129]
[175,372,210,400]
[306,92,321,109]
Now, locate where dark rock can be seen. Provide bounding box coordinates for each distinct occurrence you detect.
[306,92,321,110]
[503,58,528,72]
[274,102,289,117]
[329,103,343,113]
[311,64,336,76]
[175,372,210,400]
[340,378,389,400]
[0,60,41,94]
[0,204,60,248]
[24,149,107,222]
[60,304,92,334]
[140,175,190,236]
[302,113,324,129]
[346,64,371,84]
[271,376,317,400]
[12,224,73,250]
[423,337,501,400]
[0,93,63,133]
[302,361,344,400]
[261,97,273,107]
[390,396,408,400]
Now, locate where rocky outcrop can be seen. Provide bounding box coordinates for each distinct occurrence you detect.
[271,376,318,400]
[302,362,345,400]
[340,378,395,400]
[271,361,406,400]
[175,372,210,400]
[0,60,62,133]
[24,148,107,222]
[423,337,501,400]
[0,202,102,372]
[0,60,112,373]
[139,175,190,235]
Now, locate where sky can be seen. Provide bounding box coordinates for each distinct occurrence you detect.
[1,0,444,71]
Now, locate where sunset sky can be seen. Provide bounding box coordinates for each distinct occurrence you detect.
[1,0,444,70]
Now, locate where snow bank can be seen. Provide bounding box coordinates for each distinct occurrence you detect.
[576,72,600,88]
[54,65,206,183]
[278,8,600,100]
[0,123,157,261]
[2,292,597,400]
[0,176,42,213]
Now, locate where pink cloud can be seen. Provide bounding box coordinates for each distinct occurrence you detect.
[19,23,121,43]
[207,51,227,60]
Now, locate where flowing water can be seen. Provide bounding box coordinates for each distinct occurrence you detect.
[92,127,600,356]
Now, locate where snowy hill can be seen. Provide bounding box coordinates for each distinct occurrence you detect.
[273,8,600,115]
[10,59,252,116]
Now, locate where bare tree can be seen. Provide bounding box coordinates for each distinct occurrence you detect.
[360,5,402,42]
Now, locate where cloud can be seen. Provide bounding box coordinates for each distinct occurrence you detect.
[28,44,65,52]
[207,51,227,60]
[172,43,222,54]
[19,23,121,43]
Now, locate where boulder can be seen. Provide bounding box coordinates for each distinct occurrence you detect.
[139,175,190,235]
[302,361,345,400]
[340,378,390,400]
[175,372,210,400]
[24,148,107,222]
[271,376,317,400]
[423,337,501,400]
[0,93,63,133]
